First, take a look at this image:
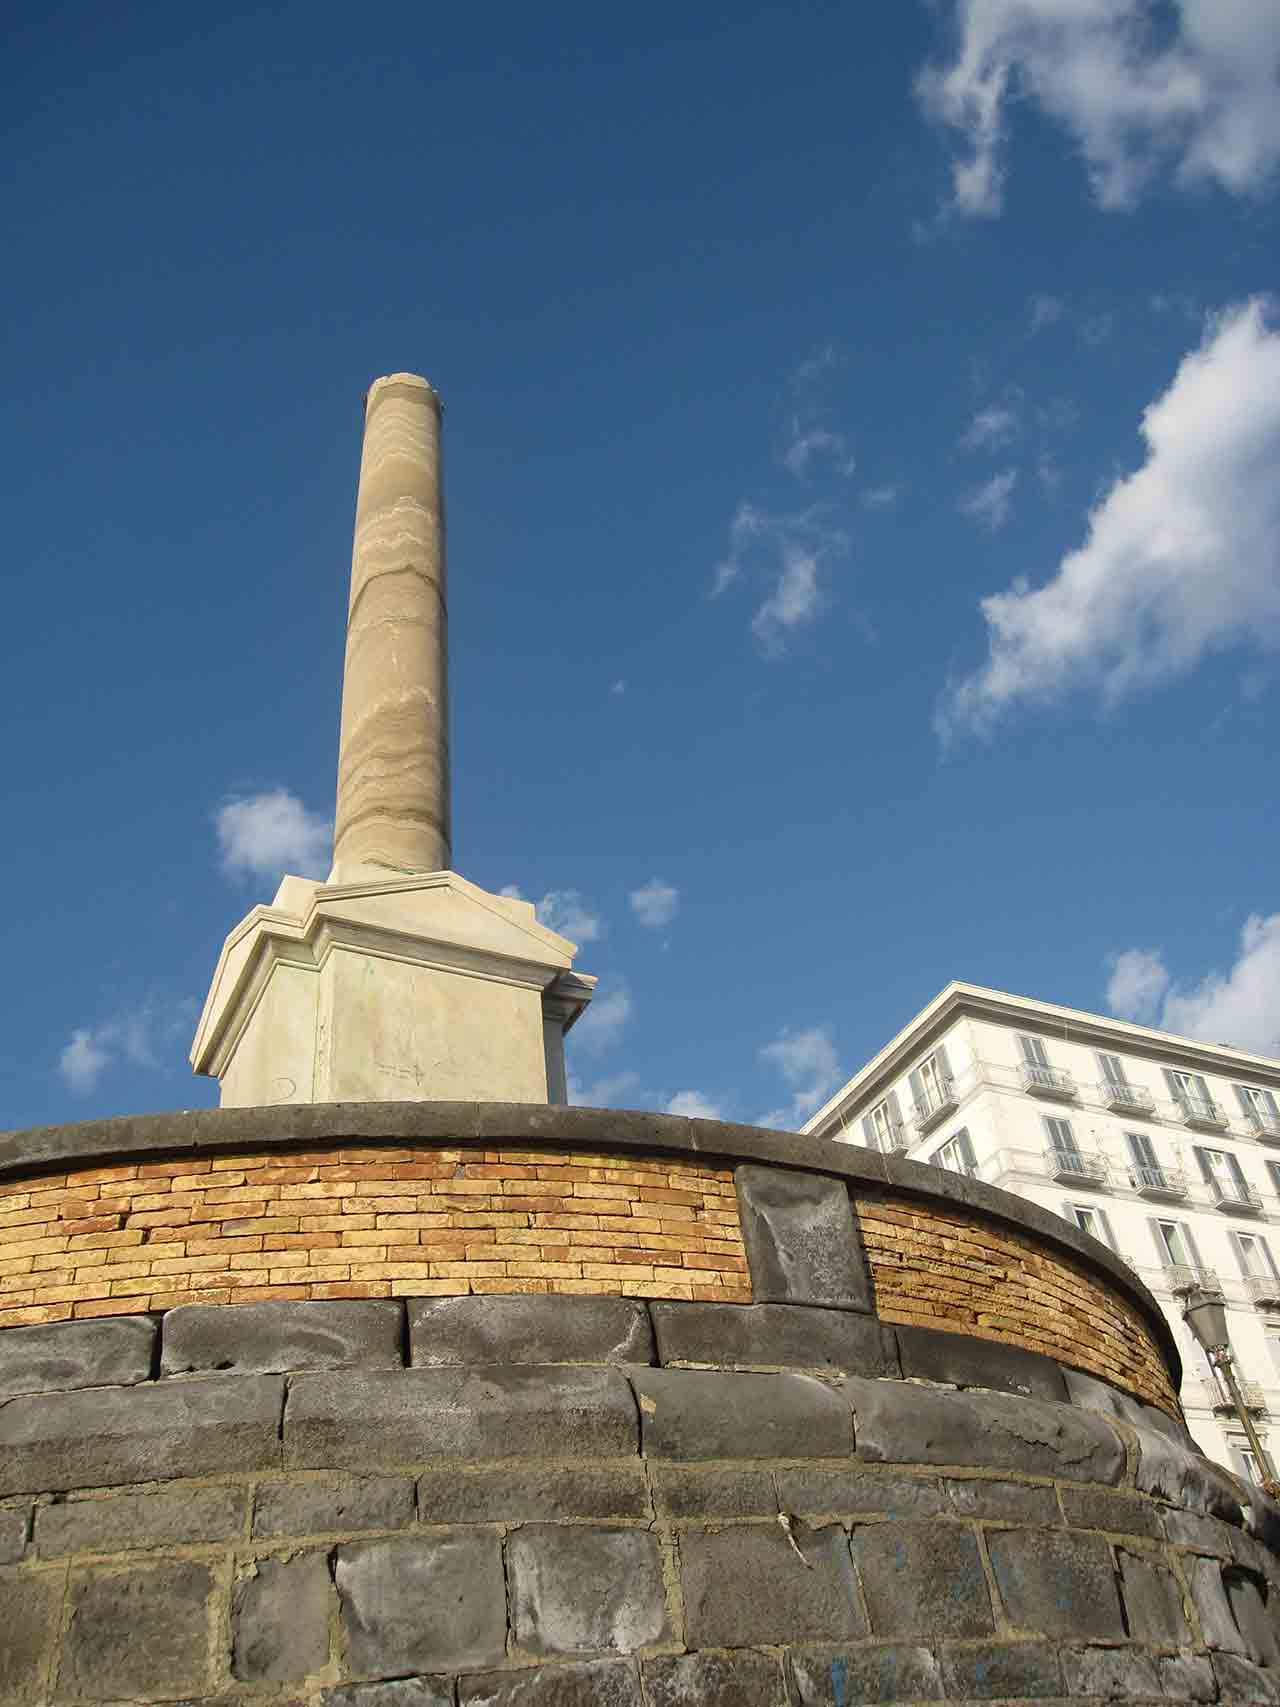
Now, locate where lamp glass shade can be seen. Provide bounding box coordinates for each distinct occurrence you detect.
[1183,1290,1229,1354]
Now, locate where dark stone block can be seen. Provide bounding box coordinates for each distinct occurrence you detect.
[786,1644,944,1704]
[1163,1507,1240,1555]
[1118,1549,1192,1645]
[1188,1554,1250,1653]
[1159,1652,1217,1701]
[1214,1652,1280,1703]
[850,1520,994,1639]
[322,1681,454,1707]
[335,1532,507,1676]
[1062,1645,1162,1699]
[0,1566,59,1702]
[508,1524,666,1656]
[846,1377,1125,1484]
[946,1479,1059,1524]
[1061,1486,1164,1539]
[650,1301,895,1375]
[1224,1568,1280,1668]
[629,1367,852,1460]
[896,1324,1067,1402]
[735,1165,871,1310]
[0,1316,154,1400]
[162,1299,403,1376]
[1061,1366,1153,1428]
[233,1552,332,1680]
[0,1373,284,1495]
[777,1468,946,1518]
[37,1484,245,1556]
[679,1522,865,1647]
[937,1642,1063,1699]
[986,1530,1125,1638]
[253,1477,414,1539]
[0,1506,29,1565]
[286,1366,636,1469]
[459,1660,643,1706]
[1133,1425,1246,1522]
[649,1467,775,1520]
[61,1559,215,1699]
[418,1466,648,1525]
[409,1294,652,1366]
[643,1649,787,1706]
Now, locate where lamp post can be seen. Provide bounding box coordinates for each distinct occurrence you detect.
[1182,1284,1280,1499]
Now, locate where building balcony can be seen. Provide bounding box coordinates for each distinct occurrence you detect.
[878,1128,912,1156]
[1245,1108,1280,1144]
[1246,1274,1280,1309]
[1177,1095,1229,1131]
[1207,1380,1267,1416]
[1131,1165,1187,1202]
[1099,1080,1155,1116]
[1045,1147,1109,1186]
[1167,1265,1223,1298]
[1019,1062,1077,1099]
[911,1081,959,1135]
[1207,1178,1264,1215]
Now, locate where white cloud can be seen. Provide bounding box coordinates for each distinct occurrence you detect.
[570,979,633,1055]
[940,299,1280,740]
[1106,948,1171,1025]
[1037,453,1062,493]
[629,878,679,930]
[58,998,197,1096]
[216,789,331,882]
[59,1029,113,1095]
[569,1068,641,1108]
[1030,293,1065,332]
[665,1091,723,1120]
[610,679,627,696]
[535,889,603,945]
[713,504,848,658]
[1106,916,1280,1056]
[752,546,822,655]
[758,1025,842,1128]
[861,483,903,510]
[918,0,1280,219]
[783,423,857,480]
[959,468,1017,531]
[961,404,1020,451]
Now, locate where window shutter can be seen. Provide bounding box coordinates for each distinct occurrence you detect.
[861,1115,878,1150]
[934,1043,953,1084]
[1228,1154,1249,1193]
[1194,1073,1211,1101]
[887,1089,903,1130]
[1183,1222,1204,1269]
[1097,1210,1117,1251]
[908,1068,924,1111]
[1269,1161,1280,1196]
[957,1129,977,1170]
[1236,1084,1256,1117]
[1193,1147,1214,1185]
[1228,1230,1248,1276]
[1264,1237,1280,1282]
[1266,1089,1280,1119]
[1164,1068,1186,1106]
[1147,1218,1170,1265]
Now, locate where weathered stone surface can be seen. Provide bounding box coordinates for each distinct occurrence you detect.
[896,1324,1067,1402]
[786,1644,944,1704]
[629,1367,852,1460]
[0,1506,29,1565]
[735,1166,871,1309]
[410,1295,652,1367]
[643,1649,787,1706]
[163,1300,403,1376]
[1188,1554,1250,1653]
[1061,1485,1164,1539]
[418,1466,648,1525]
[945,1478,1059,1523]
[986,1530,1126,1638]
[37,1484,245,1556]
[286,1366,636,1469]
[61,1560,215,1699]
[322,1681,454,1707]
[1117,1549,1191,1645]
[679,1523,865,1647]
[0,1316,154,1400]
[1163,1507,1240,1555]
[335,1533,506,1676]
[650,1301,895,1375]
[777,1468,946,1518]
[1062,1365,1154,1428]
[508,1524,666,1656]
[460,1660,642,1706]
[0,1566,59,1702]
[1224,1568,1280,1667]
[649,1467,775,1520]
[233,1552,332,1680]
[1133,1425,1246,1521]
[253,1477,414,1538]
[846,1377,1125,1484]
[1062,1645,1162,1699]
[1158,1652,1217,1701]
[936,1641,1063,1699]
[0,1373,283,1495]
[1214,1652,1280,1703]
[850,1520,993,1639]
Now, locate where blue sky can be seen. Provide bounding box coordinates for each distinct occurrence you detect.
[5,1,1279,1133]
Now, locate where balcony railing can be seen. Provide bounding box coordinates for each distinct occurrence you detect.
[1246,1274,1280,1308]
[1019,1062,1077,1099]
[1207,1177,1264,1214]
[1207,1380,1267,1415]
[912,1080,959,1135]
[1099,1080,1155,1115]
[1045,1147,1108,1186]
[1131,1165,1187,1201]
[1176,1094,1229,1131]
[877,1128,912,1156]
[1166,1265,1223,1298]
[1244,1108,1280,1143]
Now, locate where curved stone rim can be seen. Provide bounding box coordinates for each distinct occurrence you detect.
[0,1099,1179,1382]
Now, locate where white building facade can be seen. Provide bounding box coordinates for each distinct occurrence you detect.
[803,982,1280,1483]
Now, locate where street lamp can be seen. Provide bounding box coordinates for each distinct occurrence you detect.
[1182,1283,1280,1499]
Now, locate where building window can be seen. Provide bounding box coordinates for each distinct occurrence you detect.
[862,1092,904,1155]
[1195,1146,1255,1204]
[1045,1115,1080,1162]
[933,1129,977,1177]
[1232,1445,1266,1488]
[1165,1068,1223,1124]
[1126,1131,1176,1192]
[1066,1203,1115,1248]
[1018,1033,1050,1068]
[1151,1217,1198,1271]
[909,1046,956,1125]
[1236,1083,1280,1135]
[1267,1161,1280,1198]
[1233,1231,1279,1280]
[1098,1051,1129,1088]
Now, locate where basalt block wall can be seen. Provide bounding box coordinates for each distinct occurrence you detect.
[0,1104,1277,1706]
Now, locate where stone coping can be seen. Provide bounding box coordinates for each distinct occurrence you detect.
[0,1101,1180,1382]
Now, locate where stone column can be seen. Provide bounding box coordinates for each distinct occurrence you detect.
[330,373,450,883]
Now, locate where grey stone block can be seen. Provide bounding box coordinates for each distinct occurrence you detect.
[777,1468,946,1518]
[0,1566,60,1702]
[629,1367,852,1460]
[1062,1646,1162,1699]
[162,1299,403,1376]
[1224,1568,1280,1668]
[1133,1425,1246,1522]
[649,1467,776,1520]
[735,1165,871,1309]
[986,1530,1125,1638]
[851,1520,994,1639]
[410,1294,652,1366]
[937,1641,1063,1699]
[1163,1507,1240,1555]
[786,1645,944,1703]
[0,1506,29,1565]
[846,1377,1125,1484]
[60,1559,215,1699]
[322,1681,454,1707]
[946,1478,1059,1523]
[460,1660,642,1706]
[37,1484,245,1556]
[508,1524,666,1656]
[1062,1365,1154,1428]
[418,1466,648,1525]
[1118,1549,1192,1645]
[896,1324,1067,1402]
[1188,1554,1250,1653]
[643,1649,787,1706]
[680,1522,864,1647]
[0,1373,284,1495]
[286,1366,636,1469]
[650,1301,895,1375]
[234,1552,332,1680]
[335,1532,506,1676]
[1214,1652,1280,1703]
[253,1477,414,1539]
[0,1316,154,1400]
[1061,1486,1165,1539]
[1158,1652,1217,1701]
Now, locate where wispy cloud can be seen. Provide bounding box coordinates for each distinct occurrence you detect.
[860,483,903,510]
[1106,917,1280,1056]
[782,423,856,480]
[665,1090,723,1120]
[502,884,603,945]
[1106,949,1171,1027]
[757,1025,841,1128]
[959,468,1017,532]
[569,1068,641,1108]
[939,299,1280,741]
[570,978,633,1055]
[960,403,1020,452]
[216,789,331,882]
[629,878,679,930]
[58,998,197,1095]
[713,503,849,658]
[1029,294,1064,333]
[610,679,627,696]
